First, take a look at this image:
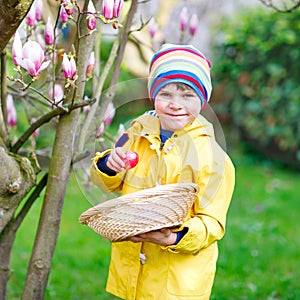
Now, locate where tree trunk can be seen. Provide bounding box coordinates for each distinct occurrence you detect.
[21,110,80,300]
[0,221,17,300]
[0,0,33,52]
[0,148,38,230]
[0,147,38,298]
[21,4,96,297]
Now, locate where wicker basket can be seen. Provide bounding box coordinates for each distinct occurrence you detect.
[79,183,199,242]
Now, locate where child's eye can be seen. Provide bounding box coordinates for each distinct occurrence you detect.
[159,92,171,97]
[184,93,196,98]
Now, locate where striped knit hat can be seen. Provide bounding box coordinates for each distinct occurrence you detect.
[148,44,212,107]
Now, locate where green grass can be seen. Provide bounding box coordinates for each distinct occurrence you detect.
[7,173,117,300]
[212,151,300,300]
[7,149,300,299]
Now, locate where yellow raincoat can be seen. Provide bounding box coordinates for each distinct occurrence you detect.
[90,112,235,300]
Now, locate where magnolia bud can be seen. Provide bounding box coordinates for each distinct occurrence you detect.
[12,31,22,66]
[102,0,114,20]
[86,51,95,78]
[35,0,43,21]
[148,18,158,38]
[87,15,97,31]
[27,6,36,27]
[104,102,115,126]
[6,95,17,127]
[60,5,69,23]
[49,84,64,104]
[113,0,123,18]
[62,53,77,80]
[62,0,74,16]
[189,14,198,36]
[97,122,105,138]
[44,17,54,45]
[180,7,188,32]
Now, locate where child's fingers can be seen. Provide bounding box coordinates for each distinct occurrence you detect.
[106,159,122,172]
[160,228,172,237]
[114,147,127,160]
[107,147,126,172]
[107,155,124,171]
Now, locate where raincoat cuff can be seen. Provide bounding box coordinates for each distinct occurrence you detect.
[91,151,125,179]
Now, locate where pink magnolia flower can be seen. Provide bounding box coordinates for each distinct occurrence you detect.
[82,103,91,117]
[62,53,77,79]
[113,0,123,18]
[62,0,74,16]
[97,122,105,138]
[104,102,115,125]
[49,84,64,104]
[36,33,46,51]
[60,5,69,23]
[148,17,158,38]
[44,17,54,45]
[86,51,95,78]
[86,15,97,31]
[180,7,188,32]
[27,5,36,27]
[87,0,96,15]
[35,0,43,21]
[86,1,97,31]
[31,118,39,139]
[15,41,50,78]
[12,31,22,66]
[6,94,17,127]
[189,14,198,36]
[102,0,114,20]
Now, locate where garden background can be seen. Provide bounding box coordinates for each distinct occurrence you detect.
[1,0,299,299]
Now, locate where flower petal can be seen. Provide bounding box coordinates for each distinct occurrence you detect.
[19,59,37,77]
[39,60,51,73]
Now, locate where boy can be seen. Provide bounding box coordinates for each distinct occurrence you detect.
[90,44,235,299]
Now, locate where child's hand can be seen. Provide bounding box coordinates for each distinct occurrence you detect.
[106,147,127,173]
[128,228,177,246]
[106,147,139,173]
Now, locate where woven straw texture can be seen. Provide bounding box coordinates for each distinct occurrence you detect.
[79,183,199,242]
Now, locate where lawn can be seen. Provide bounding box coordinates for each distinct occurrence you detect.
[212,150,300,300]
[7,148,300,299]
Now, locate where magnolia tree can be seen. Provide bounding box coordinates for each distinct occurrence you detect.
[0,0,141,298]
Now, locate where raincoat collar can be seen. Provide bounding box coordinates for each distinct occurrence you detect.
[131,111,215,139]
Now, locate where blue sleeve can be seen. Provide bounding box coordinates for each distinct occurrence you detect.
[96,155,117,176]
[174,227,189,245]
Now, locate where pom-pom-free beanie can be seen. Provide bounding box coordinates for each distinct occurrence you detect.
[148,44,212,107]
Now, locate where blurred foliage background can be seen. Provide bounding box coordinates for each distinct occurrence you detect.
[211,7,300,169]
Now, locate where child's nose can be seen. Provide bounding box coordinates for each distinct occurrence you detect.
[168,101,182,109]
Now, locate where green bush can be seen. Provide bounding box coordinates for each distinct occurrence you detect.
[211,7,300,168]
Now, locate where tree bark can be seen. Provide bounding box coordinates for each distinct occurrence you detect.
[21,110,80,300]
[0,174,47,300]
[0,147,38,298]
[21,2,96,297]
[0,0,33,52]
[0,219,18,300]
[0,147,38,232]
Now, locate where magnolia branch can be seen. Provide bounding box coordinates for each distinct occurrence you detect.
[259,0,300,12]
[11,98,95,153]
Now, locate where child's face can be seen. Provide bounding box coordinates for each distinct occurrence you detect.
[154,83,201,131]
